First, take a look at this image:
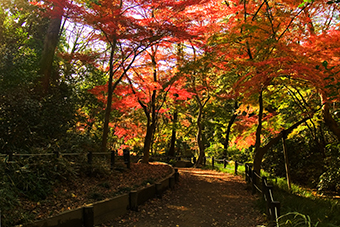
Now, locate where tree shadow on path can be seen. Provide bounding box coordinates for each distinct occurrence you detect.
[100,168,266,227]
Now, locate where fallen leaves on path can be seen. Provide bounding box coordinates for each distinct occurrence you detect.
[100,168,266,227]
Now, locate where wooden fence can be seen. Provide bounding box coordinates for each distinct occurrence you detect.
[0,152,179,227]
[245,163,281,227]
[1,153,281,226]
[0,150,132,170]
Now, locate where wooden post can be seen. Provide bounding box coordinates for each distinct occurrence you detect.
[8,152,13,162]
[87,152,93,165]
[87,152,93,175]
[252,170,257,195]
[174,168,179,182]
[83,206,94,227]
[169,176,175,189]
[245,164,249,182]
[271,201,281,222]
[129,191,138,211]
[282,136,291,190]
[212,156,215,168]
[110,149,115,170]
[193,156,197,164]
[155,183,162,198]
[262,177,271,217]
[223,159,227,168]
[123,149,130,169]
[235,161,238,175]
[54,151,60,158]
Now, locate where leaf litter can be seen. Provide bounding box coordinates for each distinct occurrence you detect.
[18,162,173,222]
[99,168,266,227]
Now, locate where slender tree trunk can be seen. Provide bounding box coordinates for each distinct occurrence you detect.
[223,101,238,157]
[168,110,178,157]
[141,50,158,163]
[0,9,4,41]
[282,136,291,190]
[254,90,264,152]
[195,103,205,167]
[321,94,340,141]
[252,90,264,179]
[142,117,155,163]
[101,43,118,153]
[253,116,311,174]
[39,3,64,94]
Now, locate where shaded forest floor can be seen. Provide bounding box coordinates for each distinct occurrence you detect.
[99,168,266,227]
[17,162,173,224]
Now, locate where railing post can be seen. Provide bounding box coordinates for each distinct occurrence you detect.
[87,151,93,176]
[245,164,249,182]
[273,201,280,220]
[123,149,130,169]
[169,176,175,189]
[110,149,115,170]
[156,183,162,198]
[54,151,60,158]
[87,151,93,165]
[262,177,270,218]
[83,206,94,227]
[212,156,215,168]
[8,151,13,162]
[223,159,227,168]
[235,161,238,175]
[252,170,257,195]
[175,168,179,182]
[129,190,138,211]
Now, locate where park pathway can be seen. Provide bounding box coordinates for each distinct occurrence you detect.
[99,168,266,227]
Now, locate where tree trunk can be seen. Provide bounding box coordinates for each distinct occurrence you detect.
[282,136,291,190]
[141,120,155,163]
[168,110,178,157]
[253,116,311,174]
[321,94,340,141]
[254,90,264,152]
[101,44,116,153]
[195,102,205,167]
[39,3,64,94]
[0,9,4,40]
[223,101,238,157]
[141,50,158,163]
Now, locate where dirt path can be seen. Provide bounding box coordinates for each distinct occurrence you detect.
[100,168,266,227]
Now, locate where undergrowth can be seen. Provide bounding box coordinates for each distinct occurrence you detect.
[264,175,340,227]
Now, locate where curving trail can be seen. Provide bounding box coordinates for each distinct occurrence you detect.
[100,168,266,227]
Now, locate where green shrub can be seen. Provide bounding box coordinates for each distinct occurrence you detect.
[277,212,318,227]
[318,143,340,192]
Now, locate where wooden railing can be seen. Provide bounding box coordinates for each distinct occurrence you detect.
[203,157,280,226]
[1,153,281,226]
[245,163,280,227]
[0,150,132,170]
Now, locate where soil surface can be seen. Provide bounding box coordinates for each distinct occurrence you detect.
[18,162,173,223]
[99,168,266,227]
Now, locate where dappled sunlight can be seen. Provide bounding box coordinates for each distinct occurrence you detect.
[167,205,190,211]
[179,169,239,182]
[221,194,243,199]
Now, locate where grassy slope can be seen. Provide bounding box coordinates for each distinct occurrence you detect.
[206,160,340,227]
